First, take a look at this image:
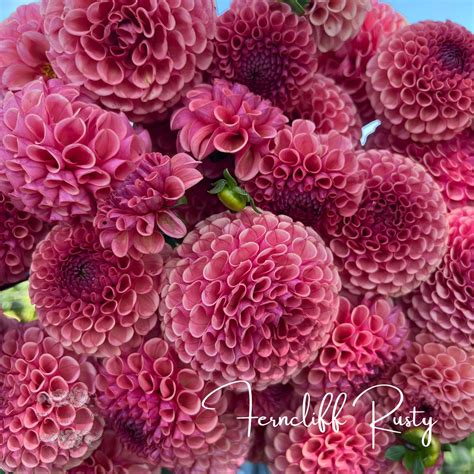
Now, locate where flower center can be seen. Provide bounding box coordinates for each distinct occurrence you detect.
[271,189,323,227]
[59,254,105,298]
[41,63,57,80]
[437,41,468,73]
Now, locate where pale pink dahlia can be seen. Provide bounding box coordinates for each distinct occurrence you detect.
[403,207,474,349]
[318,0,407,122]
[0,191,48,288]
[41,0,216,122]
[378,333,474,443]
[171,80,288,181]
[0,324,104,473]
[94,152,202,259]
[243,120,365,232]
[96,337,249,470]
[0,3,54,93]
[160,208,341,390]
[325,149,449,297]
[30,223,164,357]
[305,0,372,53]
[367,127,474,211]
[210,0,318,113]
[0,79,149,222]
[291,295,409,401]
[366,21,474,142]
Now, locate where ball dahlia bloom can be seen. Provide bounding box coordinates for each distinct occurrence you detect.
[291,295,409,401]
[243,120,365,231]
[0,79,149,222]
[210,0,318,113]
[0,191,49,288]
[95,152,202,259]
[318,0,407,122]
[367,127,474,211]
[30,223,164,357]
[41,0,216,122]
[171,80,288,181]
[403,207,474,349]
[160,208,341,390]
[289,75,361,144]
[96,337,250,470]
[325,149,449,297]
[366,20,474,142]
[0,324,104,473]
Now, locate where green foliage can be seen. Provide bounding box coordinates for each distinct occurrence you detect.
[0,280,36,322]
[441,434,474,474]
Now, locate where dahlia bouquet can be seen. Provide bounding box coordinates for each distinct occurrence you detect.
[0,0,472,473]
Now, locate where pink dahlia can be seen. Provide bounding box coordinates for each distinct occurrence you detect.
[171,80,288,181]
[290,75,362,144]
[325,149,449,296]
[379,332,474,443]
[0,3,54,93]
[403,207,474,349]
[366,21,474,142]
[243,120,365,232]
[160,208,341,390]
[0,79,149,222]
[210,0,318,113]
[94,152,202,259]
[318,0,407,122]
[291,295,409,401]
[0,324,104,473]
[30,223,164,357]
[96,337,250,470]
[41,0,216,122]
[0,191,48,288]
[367,127,474,211]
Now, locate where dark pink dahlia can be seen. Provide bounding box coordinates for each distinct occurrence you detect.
[210,0,318,113]
[325,149,449,296]
[318,0,407,123]
[160,208,341,390]
[30,223,164,357]
[367,127,474,211]
[41,0,217,122]
[291,295,409,401]
[0,324,104,473]
[94,152,202,259]
[171,79,288,181]
[0,191,49,288]
[0,79,149,222]
[289,74,361,144]
[0,3,54,92]
[243,120,365,232]
[403,207,474,349]
[366,20,474,142]
[96,337,250,470]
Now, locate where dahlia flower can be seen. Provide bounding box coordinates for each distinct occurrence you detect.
[291,295,409,400]
[243,120,365,231]
[210,0,318,113]
[0,3,54,92]
[403,207,474,349]
[290,75,361,144]
[160,208,341,390]
[366,21,474,142]
[325,149,449,296]
[0,191,48,288]
[41,0,216,122]
[94,152,202,259]
[318,0,407,122]
[0,324,104,473]
[30,223,164,357]
[367,127,474,211]
[171,80,288,181]
[0,79,149,222]
[378,332,474,443]
[96,337,250,470]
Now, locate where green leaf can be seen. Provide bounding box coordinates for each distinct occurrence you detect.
[442,444,452,452]
[385,445,407,461]
[283,0,309,15]
[223,169,237,186]
[208,180,227,194]
[403,451,417,471]
[413,457,425,474]
[234,186,249,197]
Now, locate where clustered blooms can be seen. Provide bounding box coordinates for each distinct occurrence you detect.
[0,1,473,473]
